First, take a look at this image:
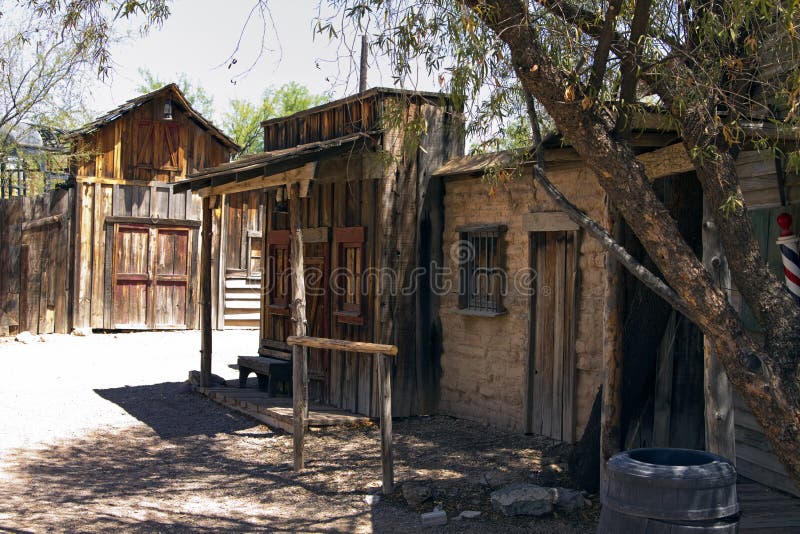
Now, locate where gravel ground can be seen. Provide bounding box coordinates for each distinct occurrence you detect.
[0,331,598,533]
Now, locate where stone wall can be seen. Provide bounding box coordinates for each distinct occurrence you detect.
[438,164,609,438]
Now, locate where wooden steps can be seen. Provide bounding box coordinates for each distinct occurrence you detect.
[195,384,370,433]
[223,276,260,329]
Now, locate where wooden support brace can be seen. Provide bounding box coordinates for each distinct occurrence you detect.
[702,201,736,461]
[289,183,308,471]
[379,352,394,494]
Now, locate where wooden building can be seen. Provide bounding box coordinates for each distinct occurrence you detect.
[175,87,463,417]
[176,86,798,496]
[432,142,800,497]
[0,84,239,335]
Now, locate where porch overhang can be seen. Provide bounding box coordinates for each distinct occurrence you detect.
[173,132,380,197]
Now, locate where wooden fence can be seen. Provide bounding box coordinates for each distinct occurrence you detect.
[0,188,73,336]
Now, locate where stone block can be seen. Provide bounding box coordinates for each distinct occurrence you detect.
[491,484,555,517]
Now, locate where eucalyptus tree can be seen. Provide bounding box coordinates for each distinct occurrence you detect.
[0,1,170,154]
[321,0,800,486]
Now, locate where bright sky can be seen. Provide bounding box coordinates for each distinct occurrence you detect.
[91,0,440,126]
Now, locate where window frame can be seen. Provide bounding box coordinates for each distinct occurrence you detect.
[333,226,366,325]
[456,223,508,317]
[266,229,291,316]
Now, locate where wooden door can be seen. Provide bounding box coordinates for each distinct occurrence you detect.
[153,228,190,328]
[113,225,151,328]
[526,231,577,442]
[112,224,191,329]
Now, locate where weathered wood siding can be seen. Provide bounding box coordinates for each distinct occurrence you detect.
[69,90,234,332]
[71,181,202,330]
[74,95,230,183]
[257,92,462,417]
[0,188,73,335]
[738,150,800,209]
[261,155,382,415]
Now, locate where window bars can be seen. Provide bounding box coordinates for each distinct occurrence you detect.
[457,224,507,315]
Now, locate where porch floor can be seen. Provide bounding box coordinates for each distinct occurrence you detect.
[195,383,370,433]
[738,478,800,532]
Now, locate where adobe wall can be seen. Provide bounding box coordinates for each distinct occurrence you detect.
[438,165,609,438]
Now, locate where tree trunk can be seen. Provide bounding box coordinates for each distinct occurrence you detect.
[463,0,800,490]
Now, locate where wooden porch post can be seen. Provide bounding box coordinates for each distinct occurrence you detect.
[378,352,394,494]
[289,183,308,470]
[702,201,736,461]
[601,207,624,485]
[200,196,213,387]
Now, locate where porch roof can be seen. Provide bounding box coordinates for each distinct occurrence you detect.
[173,132,379,196]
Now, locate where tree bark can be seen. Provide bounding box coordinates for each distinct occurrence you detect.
[462,0,800,489]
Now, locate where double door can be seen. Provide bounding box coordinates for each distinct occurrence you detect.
[110,224,195,329]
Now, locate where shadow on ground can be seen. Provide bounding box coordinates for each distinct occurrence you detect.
[93,382,256,439]
[0,387,596,533]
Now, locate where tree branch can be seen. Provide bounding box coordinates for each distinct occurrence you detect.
[589,0,624,94]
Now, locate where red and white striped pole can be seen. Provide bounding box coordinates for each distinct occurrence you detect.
[776,213,800,306]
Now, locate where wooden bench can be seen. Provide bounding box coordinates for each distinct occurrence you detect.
[237,356,292,395]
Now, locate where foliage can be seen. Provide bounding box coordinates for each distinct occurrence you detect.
[136,68,216,119]
[0,1,170,197]
[223,82,329,155]
[323,0,800,484]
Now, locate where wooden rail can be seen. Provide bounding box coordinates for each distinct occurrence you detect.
[287,335,397,495]
[285,336,398,356]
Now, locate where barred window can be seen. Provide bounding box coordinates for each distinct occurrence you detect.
[457,224,507,316]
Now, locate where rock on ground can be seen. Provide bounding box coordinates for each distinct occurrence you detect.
[402,481,433,507]
[420,509,447,527]
[553,487,588,512]
[491,483,555,517]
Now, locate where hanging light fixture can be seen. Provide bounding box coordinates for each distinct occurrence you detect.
[163,97,173,120]
[275,185,288,213]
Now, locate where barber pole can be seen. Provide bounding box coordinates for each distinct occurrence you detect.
[776,213,800,306]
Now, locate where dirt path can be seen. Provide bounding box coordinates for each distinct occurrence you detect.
[0,331,597,533]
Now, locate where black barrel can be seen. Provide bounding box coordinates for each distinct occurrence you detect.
[598,448,740,533]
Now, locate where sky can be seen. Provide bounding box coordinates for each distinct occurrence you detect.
[91,0,440,126]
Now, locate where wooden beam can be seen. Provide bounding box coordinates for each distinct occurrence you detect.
[640,143,695,181]
[702,200,736,462]
[200,196,213,387]
[196,163,317,198]
[289,183,308,471]
[286,334,398,494]
[21,214,63,231]
[522,211,579,232]
[104,216,201,227]
[286,336,399,356]
[600,206,624,485]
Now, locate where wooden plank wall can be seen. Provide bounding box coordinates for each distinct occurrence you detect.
[72,181,201,330]
[75,94,231,184]
[222,191,264,328]
[258,93,462,417]
[261,169,381,416]
[738,150,800,209]
[0,188,73,335]
[734,392,800,497]
[0,196,25,335]
[263,96,380,151]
